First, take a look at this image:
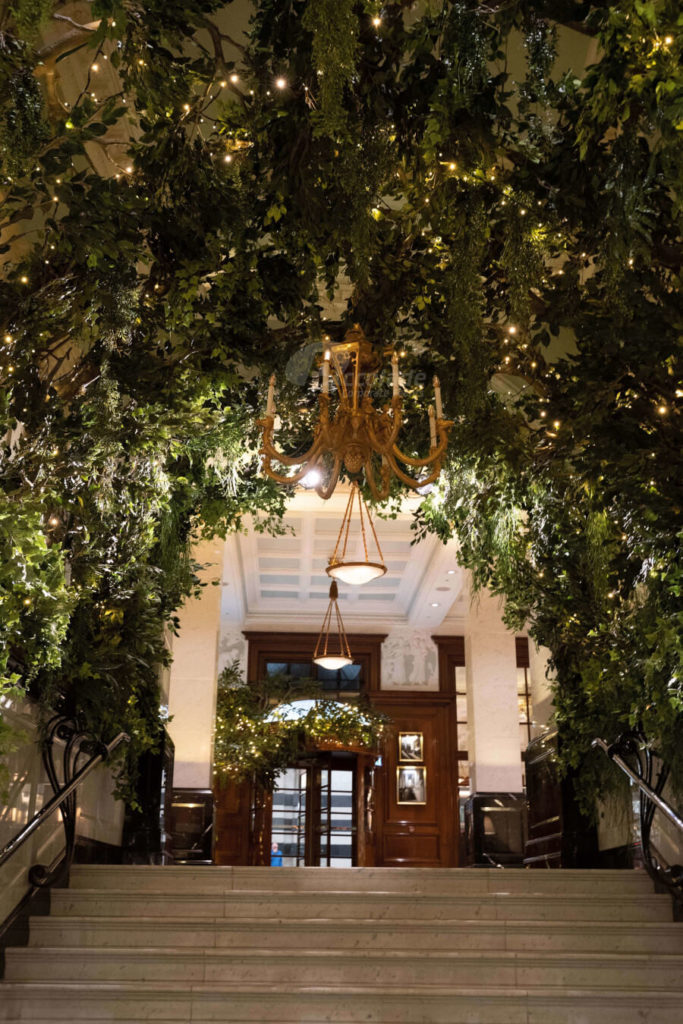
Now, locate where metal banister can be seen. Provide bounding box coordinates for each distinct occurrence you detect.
[593,731,683,903]
[0,717,128,891]
[0,730,127,872]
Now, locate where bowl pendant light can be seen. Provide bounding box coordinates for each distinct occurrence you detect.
[326,482,387,586]
[313,580,353,670]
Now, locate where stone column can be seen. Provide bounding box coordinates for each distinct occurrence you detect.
[465,588,523,792]
[166,536,223,788]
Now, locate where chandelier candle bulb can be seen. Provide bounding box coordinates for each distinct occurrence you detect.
[429,404,437,448]
[266,373,276,416]
[392,351,400,397]
[433,376,443,419]
[322,351,330,394]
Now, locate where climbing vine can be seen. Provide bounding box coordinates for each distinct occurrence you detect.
[0,1,680,805]
[213,661,388,790]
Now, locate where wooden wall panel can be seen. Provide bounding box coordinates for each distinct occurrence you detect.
[213,780,251,865]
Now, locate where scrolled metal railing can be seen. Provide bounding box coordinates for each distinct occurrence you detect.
[592,730,683,903]
[0,715,128,890]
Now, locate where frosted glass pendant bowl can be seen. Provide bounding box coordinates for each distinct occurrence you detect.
[326,483,386,586]
[326,560,386,586]
[313,654,353,670]
[313,580,353,670]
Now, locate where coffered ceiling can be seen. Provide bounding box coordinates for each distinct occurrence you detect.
[221,486,466,633]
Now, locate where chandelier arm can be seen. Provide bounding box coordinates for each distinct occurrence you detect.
[364,458,391,502]
[260,458,324,486]
[391,422,452,469]
[259,432,326,470]
[385,450,444,492]
[365,399,403,453]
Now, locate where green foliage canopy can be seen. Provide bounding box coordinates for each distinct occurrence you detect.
[0,0,680,803]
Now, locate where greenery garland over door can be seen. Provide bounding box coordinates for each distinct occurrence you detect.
[0,0,680,807]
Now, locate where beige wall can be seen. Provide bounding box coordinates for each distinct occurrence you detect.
[166,537,223,788]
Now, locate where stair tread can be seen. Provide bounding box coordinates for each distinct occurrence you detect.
[53,887,668,899]
[2,980,683,996]
[31,914,683,928]
[10,946,683,962]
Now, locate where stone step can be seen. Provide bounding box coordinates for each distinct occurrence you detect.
[6,947,683,989]
[50,888,673,922]
[68,865,656,896]
[28,914,683,954]
[0,983,681,1023]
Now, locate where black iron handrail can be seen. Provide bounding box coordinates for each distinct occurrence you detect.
[0,716,128,889]
[593,731,683,903]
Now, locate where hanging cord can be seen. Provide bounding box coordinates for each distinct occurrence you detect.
[329,482,384,567]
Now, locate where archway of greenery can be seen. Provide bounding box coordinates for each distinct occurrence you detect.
[0,1,680,807]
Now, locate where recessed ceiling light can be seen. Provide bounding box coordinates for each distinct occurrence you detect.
[431,602,440,608]
[447,569,456,575]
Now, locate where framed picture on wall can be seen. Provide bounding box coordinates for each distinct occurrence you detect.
[396,766,427,805]
[398,732,423,762]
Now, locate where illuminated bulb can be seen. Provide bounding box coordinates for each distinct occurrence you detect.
[431,602,440,608]
[540,410,547,418]
[224,154,232,163]
[23,598,31,607]
[447,569,456,575]
[664,35,673,45]
[449,162,456,170]
[657,405,667,415]
[275,77,287,90]
[508,325,517,335]
[230,74,239,83]
[4,334,11,342]
[20,276,28,284]
[301,469,322,489]
[220,80,227,88]
[91,63,99,72]
[126,166,133,173]
[531,361,537,368]
[183,103,190,111]
[49,516,60,527]
[520,208,527,215]
[372,16,381,27]
[553,420,560,429]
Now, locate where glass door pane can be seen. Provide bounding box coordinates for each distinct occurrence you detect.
[271,767,307,866]
[318,765,354,867]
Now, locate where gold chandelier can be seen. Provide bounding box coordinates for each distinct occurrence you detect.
[258,325,452,501]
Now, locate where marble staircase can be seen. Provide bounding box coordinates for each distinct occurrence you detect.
[1,866,682,1022]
